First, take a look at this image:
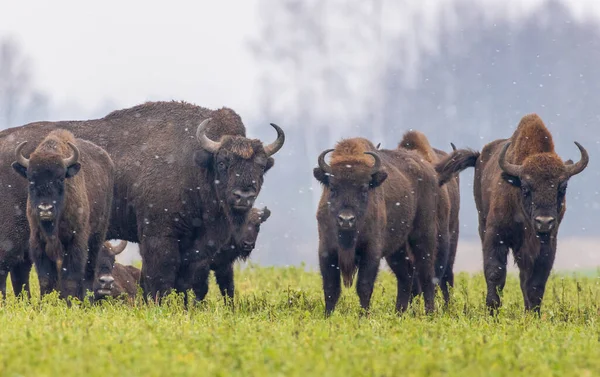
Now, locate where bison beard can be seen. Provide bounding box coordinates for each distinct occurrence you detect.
[337,231,358,288]
[435,113,588,314]
[0,101,284,302]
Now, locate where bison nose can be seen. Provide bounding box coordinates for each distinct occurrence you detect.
[535,216,556,232]
[38,204,53,211]
[243,241,255,249]
[337,212,356,229]
[233,189,257,206]
[98,275,114,286]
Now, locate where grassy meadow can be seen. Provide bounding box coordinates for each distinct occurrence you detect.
[0,265,598,377]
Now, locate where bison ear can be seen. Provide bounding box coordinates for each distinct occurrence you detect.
[194,149,213,169]
[11,162,28,179]
[501,172,521,187]
[313,167,329,186]
[264,157,275,173]
[370,170,387,188]
[65,163,81,178]
[261,207,271,222]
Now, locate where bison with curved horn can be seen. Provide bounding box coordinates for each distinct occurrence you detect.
[94,241,141,300]
[435,114,588,314]
[0,101,285,301]
[314,138,440,316]
[12,130,114,301]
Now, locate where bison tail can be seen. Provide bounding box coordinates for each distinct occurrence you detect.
[434,148,480,186]
[338,251,357,288]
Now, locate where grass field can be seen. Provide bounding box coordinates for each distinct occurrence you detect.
[0,266,598,377]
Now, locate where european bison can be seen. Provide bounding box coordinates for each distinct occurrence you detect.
[398,131,460,304]
[208,206,271,301]
[12,130,114,300]
[314,138,440,315]
[0,101,284,301]
[94,241,140,300]
[436,114,588,313]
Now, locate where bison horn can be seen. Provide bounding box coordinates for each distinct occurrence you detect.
[196,118,222,153]
[263,123,285,157]
[498,142,523,177]
[62,142,80,167]
[15,141,30,168]
[450,142,457,151]
[110,240,128,256]
[364,151,382,175]
[317,149,334,175]
[565,141,589,177]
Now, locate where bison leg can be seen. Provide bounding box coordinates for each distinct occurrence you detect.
[319,249,341,317]
[0,269,7,299]
[191,265,210,302]
[482,233,509,314]
[355,250,380,314]
[441,229,458,304]
[10,257,32,298]
[214,263,235,303]
[33,251,58,296]
[409,234,437,314]
[84,232,103,294]
[59,242,87,301]
[139,236,180,301]
[434,228,451,305]
[385,248,415,313]
[524,241,556,314]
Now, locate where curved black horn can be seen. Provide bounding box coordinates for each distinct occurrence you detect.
[364,151,382,175]
[450,142,457,151]
[15,141,29,168]
[565,141,589,177]
[196,118,221,153]
[63,142,80,167]
[498,142,522,177]
[317,149,334,175]
[110,240,128,256]
[263,123,285,157]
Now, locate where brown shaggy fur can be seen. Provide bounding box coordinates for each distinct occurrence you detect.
[398,131,437,163]
[435,113,589,313]
[315,137,440,315]
[15,130,114,300]
[94,241,140,300]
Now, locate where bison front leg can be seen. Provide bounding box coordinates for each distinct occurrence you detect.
[33,251,58,297]
[356,249,380,315]
[385,248,415,313]
[139,236,180,302]
[10,257,32,298]
[214,263,235,303]
[482,232,509,314]
[319,249,341,317]
[524,240,556,314]
[191,264,210,302]
[60,242,87,301]
[409,234,437,314]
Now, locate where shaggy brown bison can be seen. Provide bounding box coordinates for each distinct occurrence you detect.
[207,206,271,301]
[314,138,440,316]
[12,130,114,300]
[398,131,460,304]
[0,101,284,301]
[94,241,140,300]
[436,114,588,313]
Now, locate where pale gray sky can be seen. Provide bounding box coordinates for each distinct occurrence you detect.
[0,0,260,117]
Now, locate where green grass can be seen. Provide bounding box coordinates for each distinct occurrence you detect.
[0,266,599,377]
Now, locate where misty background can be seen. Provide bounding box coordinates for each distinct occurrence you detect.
[1,0,599,272]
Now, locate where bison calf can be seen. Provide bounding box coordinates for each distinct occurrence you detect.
[203,207,271,301]
[314,138,440,316]
[94,241,140,300]
[12,130,114,301]
[436,114,588,313]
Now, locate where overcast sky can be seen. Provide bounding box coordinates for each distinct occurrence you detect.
[0,0,261,118]
[1,0,600,121]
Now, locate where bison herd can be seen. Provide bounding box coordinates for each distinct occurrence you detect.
[0,101,589,315]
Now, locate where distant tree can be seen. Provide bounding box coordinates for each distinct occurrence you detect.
[0,37,49,129]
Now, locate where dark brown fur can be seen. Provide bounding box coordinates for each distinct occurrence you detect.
[13,130,114,300]
[314,138,440,315]
[0,101,284,301]
[94,241,139,300]
[399,131,460,304]
[435,114,589,313]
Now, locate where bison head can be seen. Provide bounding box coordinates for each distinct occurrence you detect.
[93,240,128,298]
[234,206,271,259]
[193,118,284,220]
[12,141,81,234]
[313,149,387,247]
[499,141,588,234]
